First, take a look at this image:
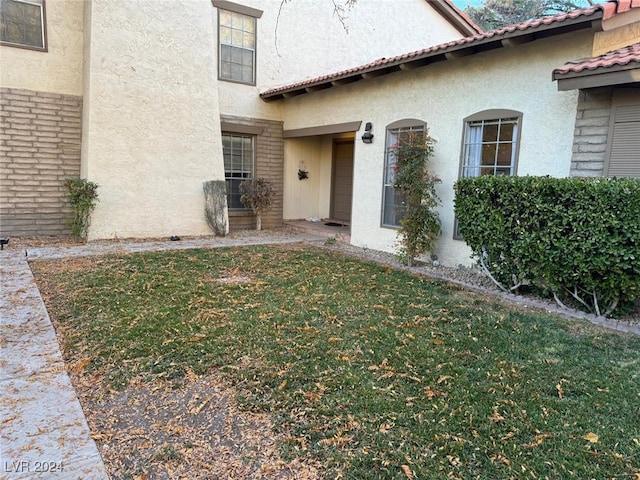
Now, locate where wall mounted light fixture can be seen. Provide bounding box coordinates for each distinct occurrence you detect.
[361,122,374,144]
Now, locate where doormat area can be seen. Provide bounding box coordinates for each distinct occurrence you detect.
[325,222,346,227]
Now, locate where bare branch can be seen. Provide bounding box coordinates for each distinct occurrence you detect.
[276,0,355,53]
[478,252,510,293]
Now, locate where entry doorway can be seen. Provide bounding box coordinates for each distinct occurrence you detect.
[330,140,354,222]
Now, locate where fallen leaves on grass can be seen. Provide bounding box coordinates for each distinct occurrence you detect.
[401,464,413,479]
[583,432,599,443]
[72,372,320,480]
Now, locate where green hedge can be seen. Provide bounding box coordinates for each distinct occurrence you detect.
[454,176,640,317]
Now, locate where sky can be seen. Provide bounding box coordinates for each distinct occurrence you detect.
[453,0,484,8]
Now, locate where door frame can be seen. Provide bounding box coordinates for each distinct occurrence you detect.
[330,139,355,222]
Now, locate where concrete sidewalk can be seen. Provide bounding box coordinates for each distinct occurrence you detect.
[0,233,324,479]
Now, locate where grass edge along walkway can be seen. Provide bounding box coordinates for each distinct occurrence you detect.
[31,244,640,480]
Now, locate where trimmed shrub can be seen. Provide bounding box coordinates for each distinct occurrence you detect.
[454,176,640,316]
[203,180,228,236]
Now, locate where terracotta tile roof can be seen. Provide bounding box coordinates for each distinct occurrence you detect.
[261,1,637,100]
[554,43,640,77]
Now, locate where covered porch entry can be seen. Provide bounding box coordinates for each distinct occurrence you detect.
[281,121,361,241]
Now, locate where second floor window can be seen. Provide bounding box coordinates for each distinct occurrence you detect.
[218,8,255,84]
[0,0,46,50]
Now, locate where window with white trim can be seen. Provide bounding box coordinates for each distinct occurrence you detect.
[455,110,522,238]
[218,8,256,84]
[461,116,520,178]
[0,0,46,50]
[382,120,425,227]
[223,133,254,209]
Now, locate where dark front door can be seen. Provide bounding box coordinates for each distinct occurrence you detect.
[331,141,354,222]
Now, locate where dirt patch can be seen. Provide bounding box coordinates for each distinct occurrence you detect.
[72,371,319,480]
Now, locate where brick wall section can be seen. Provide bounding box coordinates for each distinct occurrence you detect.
[570,87,613,178]
[221,115,284,231]
[0,88,82,236]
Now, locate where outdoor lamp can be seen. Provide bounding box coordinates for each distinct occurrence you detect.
[361,122,374,144]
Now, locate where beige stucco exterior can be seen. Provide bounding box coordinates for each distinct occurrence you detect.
[5,0,628,267]
[279,33,593,266]
[217,0,468,121]
[81,0,226,239]
[0,0,85,96]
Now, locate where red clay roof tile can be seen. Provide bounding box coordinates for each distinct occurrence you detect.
[261,1,638,99]
[554,43,640,76]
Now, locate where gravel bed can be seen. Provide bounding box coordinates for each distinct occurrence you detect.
[320,240,640,333]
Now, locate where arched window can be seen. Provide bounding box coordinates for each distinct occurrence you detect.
[459,109,522,178]
[455,109,522,238]
[382,119,426,227]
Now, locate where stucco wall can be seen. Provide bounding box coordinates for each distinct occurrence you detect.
[82,0,227,240]
[283,136,335,220]
[216,0,467,121]
[0,0,84,96]
[278,33,592,266]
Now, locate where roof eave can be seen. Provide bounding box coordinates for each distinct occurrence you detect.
[555,62,640,90]
[260,11,603,102]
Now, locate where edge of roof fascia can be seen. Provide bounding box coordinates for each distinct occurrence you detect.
[555,66,640,90]
[429,0,483,36]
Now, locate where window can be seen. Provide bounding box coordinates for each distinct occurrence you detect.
[460,115,520,178]
[0,0,46,50]
[218,8,256,84]
[382,120,425,227]
[223,133,254,209]
[455,110,521,238]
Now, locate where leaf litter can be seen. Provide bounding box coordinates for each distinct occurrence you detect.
[31,254,320,480]
[28,242,640,479]
[72,369,320,480]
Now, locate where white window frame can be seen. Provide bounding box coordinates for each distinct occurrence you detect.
[214,1,262,85]
[460,111,521,178]
[381,119,426,228]
[0,0,46,51]
[455,109,522,239]
[222,133,255,210]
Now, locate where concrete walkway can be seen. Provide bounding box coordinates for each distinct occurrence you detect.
[0,233,324,479]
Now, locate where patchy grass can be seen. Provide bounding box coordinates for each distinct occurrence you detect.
[33,245,640,479]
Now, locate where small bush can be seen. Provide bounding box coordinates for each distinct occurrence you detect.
[239,178,274,231]
[454,176,640,316]
[64,178,99,240]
